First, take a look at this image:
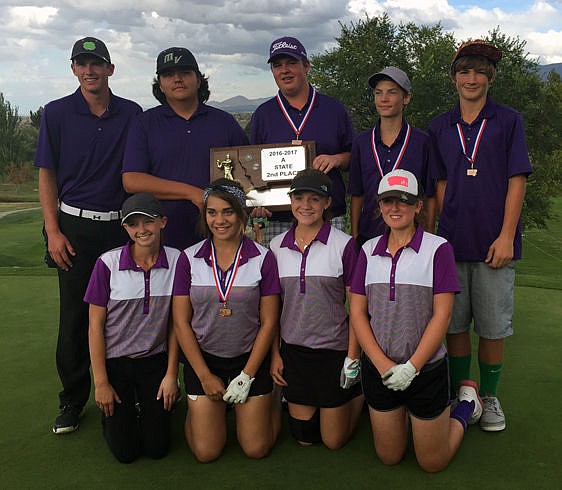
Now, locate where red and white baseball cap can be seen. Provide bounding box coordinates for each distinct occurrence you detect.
[377,169,419,205]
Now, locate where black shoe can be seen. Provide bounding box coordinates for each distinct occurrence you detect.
[52,404,82,434]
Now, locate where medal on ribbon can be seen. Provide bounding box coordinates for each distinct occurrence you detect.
[371,124,411,177]
[276,87,317,144]
[210,240,243,317]
[457,119,487,177]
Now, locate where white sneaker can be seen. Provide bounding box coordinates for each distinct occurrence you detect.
[480,396,506,432]
[458,380,483,424]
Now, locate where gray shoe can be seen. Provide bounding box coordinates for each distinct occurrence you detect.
[480,396,506,432]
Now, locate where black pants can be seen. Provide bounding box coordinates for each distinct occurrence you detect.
[103,354,172,463]
[55,212,126,409]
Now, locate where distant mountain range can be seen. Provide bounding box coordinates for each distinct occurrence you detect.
[208,95,271,114]
[538,63,562,78]
[211,64,562,114]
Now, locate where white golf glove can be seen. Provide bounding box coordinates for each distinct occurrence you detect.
[223,371,255,404]
[382,360,418,391]
[340,357,361,389]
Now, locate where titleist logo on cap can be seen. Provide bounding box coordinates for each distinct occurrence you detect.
[271,41,298,52]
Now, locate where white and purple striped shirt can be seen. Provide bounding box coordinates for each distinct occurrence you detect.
[84,244,180,360]
[350,226,459,364]
[172,236,281,358]
[270,221,358,350]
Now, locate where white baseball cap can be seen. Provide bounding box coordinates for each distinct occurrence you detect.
[377,169,419,205]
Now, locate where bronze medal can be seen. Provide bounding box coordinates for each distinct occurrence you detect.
[219,307,232,317]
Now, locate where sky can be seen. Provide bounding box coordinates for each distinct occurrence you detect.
[1,0,561,113]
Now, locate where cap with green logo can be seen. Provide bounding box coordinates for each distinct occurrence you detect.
[71,37,111,63]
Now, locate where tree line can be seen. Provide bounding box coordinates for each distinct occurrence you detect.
[1,15,561,226]
[0,93,42,188]
[309,15,562,228]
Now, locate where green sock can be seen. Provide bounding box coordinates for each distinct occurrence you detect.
[449,354,472,391]
[479,361,503,396]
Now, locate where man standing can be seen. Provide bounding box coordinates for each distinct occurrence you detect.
[428,40,532,431]
[122,47,249,251]
[35,37,142,434]
[251,36,355,245]
[349,67,435,245]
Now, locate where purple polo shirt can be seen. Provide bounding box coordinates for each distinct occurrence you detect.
[270,221,358,350]
[34,88,142,211]
[123,102,249,250]
[350,226,459,364]
[84,244,180,360]
[172,236,280,358]
[349,118,435,240]
[428,97,533,262]
[250,86,355,219]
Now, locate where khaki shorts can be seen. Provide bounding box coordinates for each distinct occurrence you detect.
[448,261,515,339]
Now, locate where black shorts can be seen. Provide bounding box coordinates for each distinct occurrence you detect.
[361,354,450,420]
[281,341,362,408]
[183,350,272,397]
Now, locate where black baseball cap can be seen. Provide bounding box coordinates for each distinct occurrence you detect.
[121,193,164,224]
[156,47,199,74]
[288,170,332,197]
[71,37,111,63]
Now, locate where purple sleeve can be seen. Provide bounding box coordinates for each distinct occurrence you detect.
[340,108,355,152]
[229,116,250,146]
[84,258,111,307]
[260,250,281,296]
[349,248,368,295]
[34,104,57,169]
[427,121,447,181]
[348,135,364,195]
[342,237,359,287]
[250,110,263,145]
[507,113,533,178]
[172,251,192,296]
[422,137,436,197]
[122,115,149,173]
[433,242,460,294]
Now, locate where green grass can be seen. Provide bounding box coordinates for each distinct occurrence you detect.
[1,278,560,489]
[518,200,562,289]
[1,198,561,488]
[0,208,53,274]
[0,168,40,204]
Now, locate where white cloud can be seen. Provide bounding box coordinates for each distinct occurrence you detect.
[0,1,561,112]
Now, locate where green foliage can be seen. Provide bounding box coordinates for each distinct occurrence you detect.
[309,16,562,229]
[485,29,562,228]
[2,162,35,194]
[0,94,42,176]
[29,106,43,130]
[0,92,24,174]
[309,15,457,132]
